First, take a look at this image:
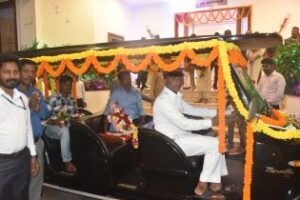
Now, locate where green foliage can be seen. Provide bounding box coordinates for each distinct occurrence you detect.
[20,39,49,51]
[275,43,300,96]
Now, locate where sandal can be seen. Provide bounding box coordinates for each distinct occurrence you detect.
[194,189,214,199]
[210,190,225,199]
[209,184,225,200]
[223,184,240,193]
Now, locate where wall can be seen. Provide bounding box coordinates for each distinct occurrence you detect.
[129,0,300,40]
[34,0,95,47]
[16,0,37,50]
[93,0,131,43]
[16,0,131,48]
[16,0,300,47]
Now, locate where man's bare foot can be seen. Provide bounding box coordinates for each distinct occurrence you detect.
[65,162,77,173]
[194,181,208,196]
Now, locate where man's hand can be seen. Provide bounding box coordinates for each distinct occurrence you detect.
[31,156,40,177]
[47,118,64,127]
[138,116,145,127]
[29,92,40,112]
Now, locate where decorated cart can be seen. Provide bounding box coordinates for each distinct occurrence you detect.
[18,33,300,200]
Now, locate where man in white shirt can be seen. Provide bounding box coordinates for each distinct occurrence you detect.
[153,69,227,199]
[257,58,286,109]
[0,54,39,200]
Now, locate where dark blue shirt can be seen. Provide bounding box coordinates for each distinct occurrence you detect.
[18,86,50,140]
[104,86,145,119]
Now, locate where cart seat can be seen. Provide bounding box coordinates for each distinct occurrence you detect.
[138,126,204,194]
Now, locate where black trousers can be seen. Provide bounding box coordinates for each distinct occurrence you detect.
[0,148,31,200]
[136,71,148,89]
[272,104,280,110]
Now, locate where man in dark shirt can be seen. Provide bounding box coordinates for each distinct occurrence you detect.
[285,26,300,45]
[18,59,50,200]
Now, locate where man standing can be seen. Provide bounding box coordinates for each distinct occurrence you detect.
[0,54,39,200]
[18,59,50,200]
[76,76,87,108]
[45,75,77,173]
[257,58,286,109]
[136,70,148,91]
[285,26,300,45]
[104,71,145,127]
[153,69,227,199]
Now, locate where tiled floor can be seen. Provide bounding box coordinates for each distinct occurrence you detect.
[42,187,96,200]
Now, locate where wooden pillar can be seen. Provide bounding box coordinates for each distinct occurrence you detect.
[236,8,242,34]
[248,6,252,32]
[174,14,179,38]
[184,14,189,37]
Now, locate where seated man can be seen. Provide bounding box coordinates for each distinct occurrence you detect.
[153,69,228,199]
[104,71,145,130]
[45,75,77,173]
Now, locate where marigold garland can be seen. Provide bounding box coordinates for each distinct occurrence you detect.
[31,39,299,140]
[34,48,225,78]
[261,109,286,126]
[243,123,254,200]
[220,45,300,139]
[31,39,241,63]
[27,39,300,200]
[217,58,226,153]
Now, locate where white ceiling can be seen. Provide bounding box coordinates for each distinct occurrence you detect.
[121,0,173,7]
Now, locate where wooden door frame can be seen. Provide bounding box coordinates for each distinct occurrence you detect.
[0,0,18,53]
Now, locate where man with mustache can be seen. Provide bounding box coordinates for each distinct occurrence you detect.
[0,54,39,200]
[18,59,50,200]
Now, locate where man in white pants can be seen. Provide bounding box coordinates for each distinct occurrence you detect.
[153,69,228,199]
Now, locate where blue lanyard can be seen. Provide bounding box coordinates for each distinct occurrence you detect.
[1,95,26,110]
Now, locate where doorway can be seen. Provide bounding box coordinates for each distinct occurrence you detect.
[0,0,17,53]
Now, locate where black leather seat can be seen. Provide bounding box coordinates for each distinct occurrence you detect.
[77,108,93,116]
[138,126,204,194]
[42,115,136,185]
[42,132,64,171]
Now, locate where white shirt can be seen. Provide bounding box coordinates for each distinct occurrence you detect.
[257,71,286,105]
[153,87,216,140]
[0,87,36,156]
[76,80,85,100]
